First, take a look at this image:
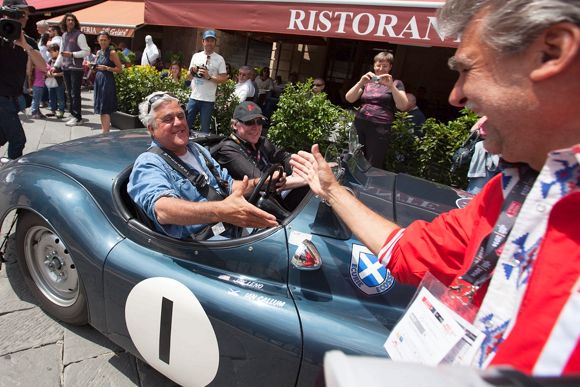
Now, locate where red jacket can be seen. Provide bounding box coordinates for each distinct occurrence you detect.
[382,173,580,375]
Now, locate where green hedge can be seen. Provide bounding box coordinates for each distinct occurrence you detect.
[268,79,353,153]
[115,65,190,115]
[386,109,479,188]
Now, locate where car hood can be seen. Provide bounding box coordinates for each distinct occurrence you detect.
[10,130,150,224]
[342,155,469,227]
[16,130,150,189]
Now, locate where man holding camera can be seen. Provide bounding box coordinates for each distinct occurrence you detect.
[0,0,46,159]
[186,29,228,133]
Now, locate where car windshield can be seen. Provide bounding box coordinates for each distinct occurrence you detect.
[326,126,370,182]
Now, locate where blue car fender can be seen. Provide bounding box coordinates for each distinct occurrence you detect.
[0,164,124,331]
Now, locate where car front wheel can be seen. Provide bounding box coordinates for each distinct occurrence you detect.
[16,212,88,325]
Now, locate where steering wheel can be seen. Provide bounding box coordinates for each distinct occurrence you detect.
[248,164,285,205]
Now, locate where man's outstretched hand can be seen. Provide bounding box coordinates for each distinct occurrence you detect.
[290,144,339,200]
[224,176,278,228]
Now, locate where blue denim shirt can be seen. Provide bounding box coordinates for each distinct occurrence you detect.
[128,141,233,239]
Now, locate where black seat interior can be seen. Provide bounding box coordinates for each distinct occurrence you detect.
[113,166,156,230]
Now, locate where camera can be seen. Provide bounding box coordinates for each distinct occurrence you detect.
[372,76,380,83]
[192,63,207,78]
[0,6,23,42]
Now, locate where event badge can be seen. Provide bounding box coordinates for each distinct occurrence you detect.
[384,273,485,366]
[211,222,226,236]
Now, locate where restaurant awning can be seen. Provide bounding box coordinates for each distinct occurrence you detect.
[28,0,98,11]
[144,0,456,47]
[47,0,145,38]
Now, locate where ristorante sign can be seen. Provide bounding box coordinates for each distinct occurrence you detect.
[286,8,452,45]
[145,0,457,47]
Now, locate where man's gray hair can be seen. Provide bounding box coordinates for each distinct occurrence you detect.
[439,0,580,54]
[36,20,49,28]
[138,92,179,128]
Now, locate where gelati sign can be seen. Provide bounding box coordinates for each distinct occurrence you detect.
[80,26,135,38]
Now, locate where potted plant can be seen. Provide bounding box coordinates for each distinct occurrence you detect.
[112,65,190,130]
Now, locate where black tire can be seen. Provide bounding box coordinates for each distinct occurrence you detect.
[15,212,88,325]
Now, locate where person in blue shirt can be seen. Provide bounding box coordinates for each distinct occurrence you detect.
[128,92,277,240]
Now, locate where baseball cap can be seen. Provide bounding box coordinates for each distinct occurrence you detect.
[3,0,35,12]
[233,101,266,122]
[202,30,216,40]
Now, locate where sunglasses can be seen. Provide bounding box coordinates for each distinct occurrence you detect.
[313,83,324,87]
[147,93,174,114]
[240,118,264,126]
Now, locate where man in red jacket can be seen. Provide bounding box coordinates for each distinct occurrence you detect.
[291,0,580,377]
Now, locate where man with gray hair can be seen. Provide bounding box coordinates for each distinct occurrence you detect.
[233,65,255,102]
[127,92,277,240]
[35,19,48,36]
[291,0,580,375]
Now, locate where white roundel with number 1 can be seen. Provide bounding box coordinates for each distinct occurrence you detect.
[125,277,220,387]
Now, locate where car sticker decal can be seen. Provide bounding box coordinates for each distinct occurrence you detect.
[243,293,287,308]
[350,244,395,295]
[288,230,312,246]
[125,277,219,387]
[218,274,265,290]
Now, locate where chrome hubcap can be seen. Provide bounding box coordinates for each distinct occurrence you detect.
[24,226,79,307]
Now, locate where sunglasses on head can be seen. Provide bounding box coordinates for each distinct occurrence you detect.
[240,118,264,126]
[147,93,174,114]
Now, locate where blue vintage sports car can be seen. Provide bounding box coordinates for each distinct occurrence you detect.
[0,130,470,386]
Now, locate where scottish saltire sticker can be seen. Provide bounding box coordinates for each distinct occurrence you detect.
[350,244,395,295]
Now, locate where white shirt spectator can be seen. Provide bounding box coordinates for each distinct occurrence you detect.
[188,51,226,102]
[234,79,255,102]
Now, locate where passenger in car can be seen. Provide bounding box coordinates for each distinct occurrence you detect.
[127,92,277,240]
[211,101,307,210]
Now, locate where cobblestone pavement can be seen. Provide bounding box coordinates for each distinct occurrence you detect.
[0,92,176,386]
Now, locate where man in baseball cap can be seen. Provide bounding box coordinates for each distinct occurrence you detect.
[233,100,266,123]
[186,28,228,133]
[202,29,216,40]
[212,101,307,210]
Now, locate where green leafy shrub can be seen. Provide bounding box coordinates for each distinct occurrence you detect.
[384,111,422,176]
[117,50,136,65]
[386,108,479,188]
[213,80,238,135]
[268,79,354,153]
[114,65,189,115]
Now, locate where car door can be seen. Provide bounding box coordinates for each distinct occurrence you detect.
[286,196,417,387]
[102,226,301,387]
